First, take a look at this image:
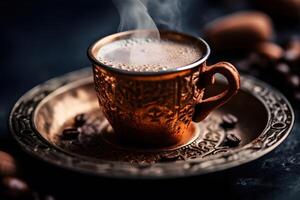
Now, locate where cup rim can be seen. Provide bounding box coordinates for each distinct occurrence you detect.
[87,30,210,76]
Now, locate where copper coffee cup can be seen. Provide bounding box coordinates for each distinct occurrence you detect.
[88,30,240,147]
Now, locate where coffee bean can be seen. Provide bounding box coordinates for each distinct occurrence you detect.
[285,50,300,63]
[223,133,241,147]
[221,114,238,129]
[287,74,300,88]
[284,37,300,65]
[254,42,284,61]
[159,154,180,162]
[74,113,87,127]
[203,11,273,51]
[2,177,31,198]
[61,128,80,140]
[275,63,290,75]
[0,151,17,177]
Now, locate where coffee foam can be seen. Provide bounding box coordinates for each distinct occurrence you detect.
[97,38,202,72]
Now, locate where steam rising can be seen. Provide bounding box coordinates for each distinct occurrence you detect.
[113,0,182,35]
[148,0,182,31]
[112,0,183,68]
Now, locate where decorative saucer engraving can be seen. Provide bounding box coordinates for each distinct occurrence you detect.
[9,68,294,178]
[54,109,226,164]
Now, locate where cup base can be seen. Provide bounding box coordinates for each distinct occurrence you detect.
[102,123,200,152]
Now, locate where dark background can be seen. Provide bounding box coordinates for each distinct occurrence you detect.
[0,0,300,199]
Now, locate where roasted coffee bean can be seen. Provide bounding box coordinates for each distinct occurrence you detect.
[221,114,238,129]
[74,113,87,127]
[2,177,31,198]
[223,133,241,147]
[287,74,300,88]
[275,63,290,75]
[203,11,273,51]
[254,42,284,61]
[61,128,80,140]
[284,37,300,65]
[0,151,17,177]
[159,154,180,162]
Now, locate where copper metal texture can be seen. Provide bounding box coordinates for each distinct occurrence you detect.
[88,30,240,146]
[9,68,294,179]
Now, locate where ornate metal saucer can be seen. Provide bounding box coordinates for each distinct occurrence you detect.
[9,68,294,179]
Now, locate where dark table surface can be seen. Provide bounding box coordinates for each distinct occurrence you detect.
[1,0,300,199]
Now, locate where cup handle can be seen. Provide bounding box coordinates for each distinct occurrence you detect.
[192,62,240,122]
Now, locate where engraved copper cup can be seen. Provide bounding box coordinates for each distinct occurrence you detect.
[88,30,240,147]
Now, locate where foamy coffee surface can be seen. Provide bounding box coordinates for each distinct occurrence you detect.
[97,38,202,72]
